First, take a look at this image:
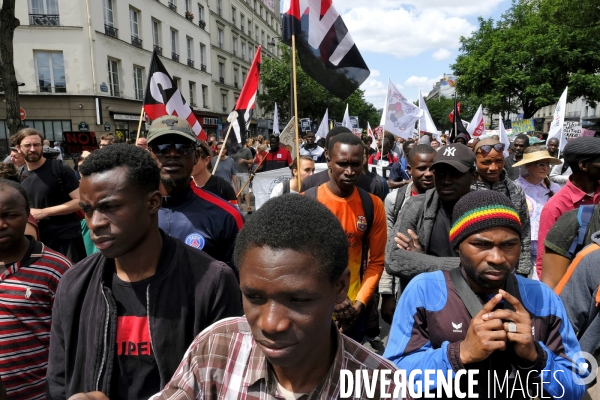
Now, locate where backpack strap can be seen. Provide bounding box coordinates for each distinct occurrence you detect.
[50,159,67,194]
[282,179,291,195]
[356,187,374,278]
[303,186,318,200]
[565,205,595,258]
[392,185,408,227]
[555,243,600,296]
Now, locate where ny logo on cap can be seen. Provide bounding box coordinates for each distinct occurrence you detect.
[162,118,178,127]
[443,147,457,157]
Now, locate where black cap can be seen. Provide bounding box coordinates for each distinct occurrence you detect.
[563,137,600,165]
[430,143,476,173]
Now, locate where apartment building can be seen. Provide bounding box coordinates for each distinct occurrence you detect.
[0,0,281,156]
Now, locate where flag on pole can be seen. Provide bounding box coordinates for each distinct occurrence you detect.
[281,0,370,101]
[547,87,568,153]
[342,104,352,130]
[418,90,438,137]
[467,104,485,137]
[144,51,206,141]
[227,46,261,154]
[367,123,377,150]
[498,118,511,158]
[278,117,297,157]
[316,109,329,141]
[273,103,280,135]
[448,102,461,123]
[449,96,470,143]
[384,79,423,139]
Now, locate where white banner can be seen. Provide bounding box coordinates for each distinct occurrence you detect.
[278,117,296,158]
[384,79,423,139]
[253,163,329,209]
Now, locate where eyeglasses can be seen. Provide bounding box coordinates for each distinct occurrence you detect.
[151,143,195,155]
[534,162,552,168]
[21,143,42,149]
[477,143,505,156]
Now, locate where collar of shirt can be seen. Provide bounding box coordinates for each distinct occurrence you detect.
[564,178,600,205]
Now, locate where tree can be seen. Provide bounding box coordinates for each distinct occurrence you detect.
[452,0,600,118]
[0,0,21,136]
[258,45,381,130]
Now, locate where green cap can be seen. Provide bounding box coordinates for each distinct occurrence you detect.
[147,115,197,144]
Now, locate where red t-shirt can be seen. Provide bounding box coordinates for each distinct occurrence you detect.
[263,148,293,171]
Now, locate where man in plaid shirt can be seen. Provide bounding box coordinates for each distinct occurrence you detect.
[69,194,403,400]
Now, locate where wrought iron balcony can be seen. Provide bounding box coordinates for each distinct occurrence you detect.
[220,77,225,83]
[232,17,236,25]
[104,24,118,38]
[168,2,177,12]
[217,7,222,16]
[233,50,237,56]
[154,45,163,55]
[131,36,142,48]
[199,20,206,29]
[29,14,60,26]
[187,59,194,67]
[201,64,207,72]
[172,52,179,62]
[218,42,223,49]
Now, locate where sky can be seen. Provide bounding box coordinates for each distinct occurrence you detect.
[332,0,513,109]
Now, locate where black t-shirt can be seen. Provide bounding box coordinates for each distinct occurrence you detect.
[20,158,80,241]
[108,265,162,400]
[201,175,237,202]
[429,204,458,258]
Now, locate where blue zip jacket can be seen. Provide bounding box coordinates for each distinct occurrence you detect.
[384,270,586,399]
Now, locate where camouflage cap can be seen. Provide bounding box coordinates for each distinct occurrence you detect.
[147,115,197,144]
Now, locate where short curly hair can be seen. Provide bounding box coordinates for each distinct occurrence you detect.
[0,162,21,182]
[233,194,348,282]
[79,144,160,194]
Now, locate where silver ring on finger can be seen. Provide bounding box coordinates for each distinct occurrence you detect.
[508,322,517,333]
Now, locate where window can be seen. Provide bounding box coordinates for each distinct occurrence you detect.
[197,3,204,21]
[103,0,114,26]
[107,58,120,97]
[233,36,238,55]
[129,9,139,38]
[202,85,208,107]
[247,19,251,33]
[261,30,264,45]
[231,7,236,24]
[241,42,246,58]
[240,13,244,30]
[219,62,224,79]
[186,36,193,59]
[30,0,59,15]
[233,68,238,85]
[242,69,246,84]
[189,81,196,106]
[260,5,263,17]
[171,29,178,55]
[133,66,144,100]
[255,25,258,41]
[152,19,161,47]
[185,0,190,12]
[217,29,224,48]
[199,43,206,65]
[216,0,221,14]
[35,51,66,93]
[221,92,227,110]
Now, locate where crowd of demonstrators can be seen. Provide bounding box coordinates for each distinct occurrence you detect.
[368,133,398,166]
[384,191,585,399]
[387,139,415,190]
[504,133,530,180]
[299,131,326,162]
[470,138,532,277]
[210,142,239,194]
[270,156,315,197]
[191,141,238,204]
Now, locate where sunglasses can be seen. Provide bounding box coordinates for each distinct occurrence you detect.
[477,143,505,156]
[534,162,552,168]
[151,143,195,155]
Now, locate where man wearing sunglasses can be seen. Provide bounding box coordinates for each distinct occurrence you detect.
[147,116,244,270]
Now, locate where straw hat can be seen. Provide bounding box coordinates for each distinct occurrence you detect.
[512,150,562,167]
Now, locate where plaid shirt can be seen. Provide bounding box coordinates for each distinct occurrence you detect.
[150,317,404,399]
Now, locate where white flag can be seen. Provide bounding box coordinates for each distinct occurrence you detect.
[367,123,377,150]
[467,105,485,137]
[342,104,352,130]
[316,109,329,141]
[418,90,438,138]
[278,117,296,157]
[384,79,423,139]
[498,119,510,158]
[547,87,568,152]
[273,103,280,135]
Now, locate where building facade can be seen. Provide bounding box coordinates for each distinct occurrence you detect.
[0,0,281,157]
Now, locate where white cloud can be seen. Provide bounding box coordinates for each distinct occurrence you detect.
[335,0,506,17]
[343,7,475,60]
[360,69,389,108]
[404,75,443,91]
[432,48,452,60]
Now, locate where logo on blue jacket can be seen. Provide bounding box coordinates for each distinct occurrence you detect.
[185,233,205,249]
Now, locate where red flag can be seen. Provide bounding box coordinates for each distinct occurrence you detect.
[448,102,461,123]
[226,47,261,154]
[144,51,206,141]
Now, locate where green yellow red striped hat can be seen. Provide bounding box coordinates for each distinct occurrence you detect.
[450,191,521,248]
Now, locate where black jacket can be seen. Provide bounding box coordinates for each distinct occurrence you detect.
[46,232,242,399]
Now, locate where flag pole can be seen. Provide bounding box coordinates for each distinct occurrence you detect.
[135,107,145,144]
[212,113,237,174]
[291,35,302,190]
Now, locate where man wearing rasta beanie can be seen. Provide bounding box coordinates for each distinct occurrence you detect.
[384,191,585,399]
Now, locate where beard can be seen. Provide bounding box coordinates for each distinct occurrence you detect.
[24,152,41,162]
[460,254,512,290]
[160,176,188,188]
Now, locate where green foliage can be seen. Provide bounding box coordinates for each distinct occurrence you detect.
[452,0,600,118]
[425,96,479,132]
[258,45,381,130]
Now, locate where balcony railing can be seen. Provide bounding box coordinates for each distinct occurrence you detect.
[204,104,209,109]
[154,45,163,55]
[219,77,224,83]
[131,36,142,48]
[233,50,237,56]
[232,17,236,25]
[199,20,206,29]
[248,29,251,35]
[218,42,223,49]
[168,2,177,12]
[234,82,238,88]
[187,59,194,67]
[217,7,222,16]
[200,64,207,72]
[29,14,60,26]
[172,52,179,62]
[104,24,118,38]
[240,25,244,31]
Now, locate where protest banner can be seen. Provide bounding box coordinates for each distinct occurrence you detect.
[511,119,535,134]
[63,131,99,154]
[563,119,582,141]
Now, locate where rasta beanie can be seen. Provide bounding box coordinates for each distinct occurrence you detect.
[450,191,522,248]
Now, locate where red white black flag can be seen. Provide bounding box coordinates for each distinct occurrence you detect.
[282,0,370,101]
[144,51,206,141]
[227,46,261,154]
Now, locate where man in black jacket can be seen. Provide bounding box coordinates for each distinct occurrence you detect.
[46,144,242,400]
